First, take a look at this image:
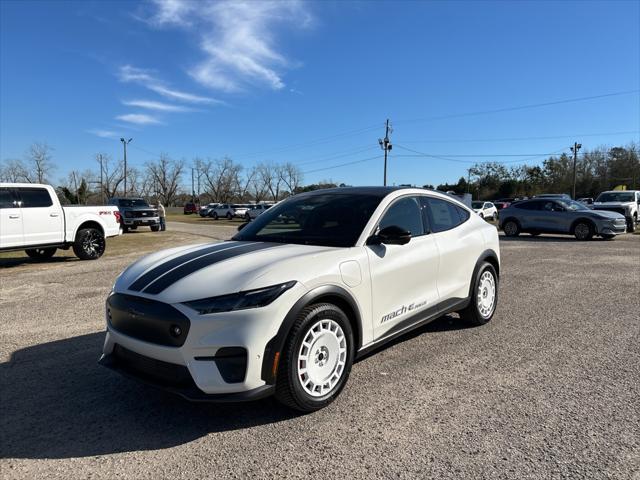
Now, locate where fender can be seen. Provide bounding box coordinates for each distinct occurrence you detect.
[570,217,598,235]
[468,249,500,298]
[260,284,363,384]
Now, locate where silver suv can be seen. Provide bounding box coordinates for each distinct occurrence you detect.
[499,198,626,240]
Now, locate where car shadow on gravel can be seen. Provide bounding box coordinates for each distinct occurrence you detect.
[0,332,299,460]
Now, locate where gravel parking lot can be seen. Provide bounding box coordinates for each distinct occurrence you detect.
[1,226,639,479]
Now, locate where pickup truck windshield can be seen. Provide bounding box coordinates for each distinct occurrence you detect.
[596,192,635,203]
[118,199,149,207]
[234,193,383,247]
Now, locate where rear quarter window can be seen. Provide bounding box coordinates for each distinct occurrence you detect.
[424,197,469,233]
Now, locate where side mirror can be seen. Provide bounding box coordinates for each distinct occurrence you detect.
[237,222,249,232]
[369,225,412,245]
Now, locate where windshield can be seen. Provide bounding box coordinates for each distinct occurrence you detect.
[556,199,589,211]
[233,193,384,247]
[118,199,149,207]
[596,192,635,203]
[472,201,483,209]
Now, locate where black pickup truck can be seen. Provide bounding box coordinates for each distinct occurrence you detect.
[108,197,160,233]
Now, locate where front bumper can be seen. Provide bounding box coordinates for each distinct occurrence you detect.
[100,283,306,399]
[123,217,160,227]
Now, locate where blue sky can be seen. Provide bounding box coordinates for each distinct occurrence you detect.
[1,0,639,189]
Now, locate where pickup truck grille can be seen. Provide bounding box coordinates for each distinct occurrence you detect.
[132,210,157,218]
[593,206,626,216]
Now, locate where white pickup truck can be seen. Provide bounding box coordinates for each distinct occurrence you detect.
[0,183,121,260]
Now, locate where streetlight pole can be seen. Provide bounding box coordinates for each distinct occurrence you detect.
[120,137,132,196]
[571,142,582,199]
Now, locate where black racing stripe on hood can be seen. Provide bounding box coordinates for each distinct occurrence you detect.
[142,242,282,295]
[128,242,239,292]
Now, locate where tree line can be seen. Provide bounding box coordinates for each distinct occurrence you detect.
[430,143,639,200]
[0,143,305,206]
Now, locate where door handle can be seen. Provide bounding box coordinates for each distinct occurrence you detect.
[9,214,20,219]
[50,213,60,217]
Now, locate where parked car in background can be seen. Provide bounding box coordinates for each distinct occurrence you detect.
[208,203,236,220]
[1,183,121,260]
[233,204,252,218]
[577,197,594,205]
[499,198,627,240]
[533,193,571,200]
[109,197,160,232]
[493,201,510,211]
[199,203,219,217]
[472,201,498,221]
[246,203,272,220]
[592,190,640,233]
[100,186,500,411]
[183,202,199,215]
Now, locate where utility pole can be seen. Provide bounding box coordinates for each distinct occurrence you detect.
[467,169,471,194]
[191,167,195,201]
[378,119,393,186]
[571,142,582,199]
[97,154,105,205]
[120,137,132,196]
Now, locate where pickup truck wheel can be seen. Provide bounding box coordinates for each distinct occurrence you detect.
[627,216,636,233]
[573,222,593,241]
[150,225,160,232]
[459,262,498,326]
[72,228,105,260]
[25,247,56,260]
[275,303,354,412]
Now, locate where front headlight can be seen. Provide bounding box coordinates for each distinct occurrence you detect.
[183,281,297,315]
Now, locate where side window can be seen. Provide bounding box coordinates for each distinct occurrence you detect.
[378,196,425,237]
[17,188,53,208]
[425,197,469,233]
[515,201,541,210]
[0,188,16,208]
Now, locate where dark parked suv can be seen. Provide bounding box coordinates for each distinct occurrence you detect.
[109,198,160,233]
[499,198,626,240]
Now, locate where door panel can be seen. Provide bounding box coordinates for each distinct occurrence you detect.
[17,187,63,246]
[0,188,23,248]
[367,195,440,340]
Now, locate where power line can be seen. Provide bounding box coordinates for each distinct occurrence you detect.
[394,89,640,125]
[398,130,640,144]
[393,144,570,164]
[303,155,382,174]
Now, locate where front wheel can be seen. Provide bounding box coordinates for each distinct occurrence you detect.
[627,216,636,233]
[72,227,106,260]
[212,212,218,220]
[459,262,498,326]
[502,220,520,237]
[25,247,56,260]
[275,303,354,412]
[573,222,593,241]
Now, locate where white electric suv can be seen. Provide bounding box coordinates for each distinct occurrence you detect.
[100,187,500,411]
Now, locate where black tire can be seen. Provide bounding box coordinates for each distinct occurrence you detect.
[459,262,499,326]
[122,225,129,233]
[25,247,56,260]
[601,234,615,240]
[502,219,520,237]
[151,225,160,232]
[627,216,636,233]
[72,227,106,260]
[479,213,484,219]
[226,212,233,220]
[573,221,593,241]
[275,303,355,412]
[212,212,218,220]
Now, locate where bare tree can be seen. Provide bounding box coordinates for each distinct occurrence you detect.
[257,162,284,201]
[279,162,303,196]
[201,157,243,202]
[26,142,55,183]
[0,158,29,182]
[97,154,125,199]
[145,154,185,206]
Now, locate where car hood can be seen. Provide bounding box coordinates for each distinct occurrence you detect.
[593,202,634,208]
[587,209,626,220]
[114,241,342,303]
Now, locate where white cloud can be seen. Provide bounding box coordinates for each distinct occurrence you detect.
[87,129,119,139]
[122,99,194,112]
[118,65,218,104]
[146,0,311,93]
[116,113,163,125]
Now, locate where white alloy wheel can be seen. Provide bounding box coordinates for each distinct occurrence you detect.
[477,271,496,319]
[297,319,347,397]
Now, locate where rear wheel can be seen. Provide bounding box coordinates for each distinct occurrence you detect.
[459,262,498,326]
[72,227,105,260]
[25,247,56,260]
[275,303,354,412]
[573,221,593,241]
[226,212,233,220]
[502,220,520,237]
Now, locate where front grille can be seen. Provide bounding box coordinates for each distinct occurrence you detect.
[594,206,626,216]
[107,293,190,347]
[133,210,156,218]
[112,344,194,388]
